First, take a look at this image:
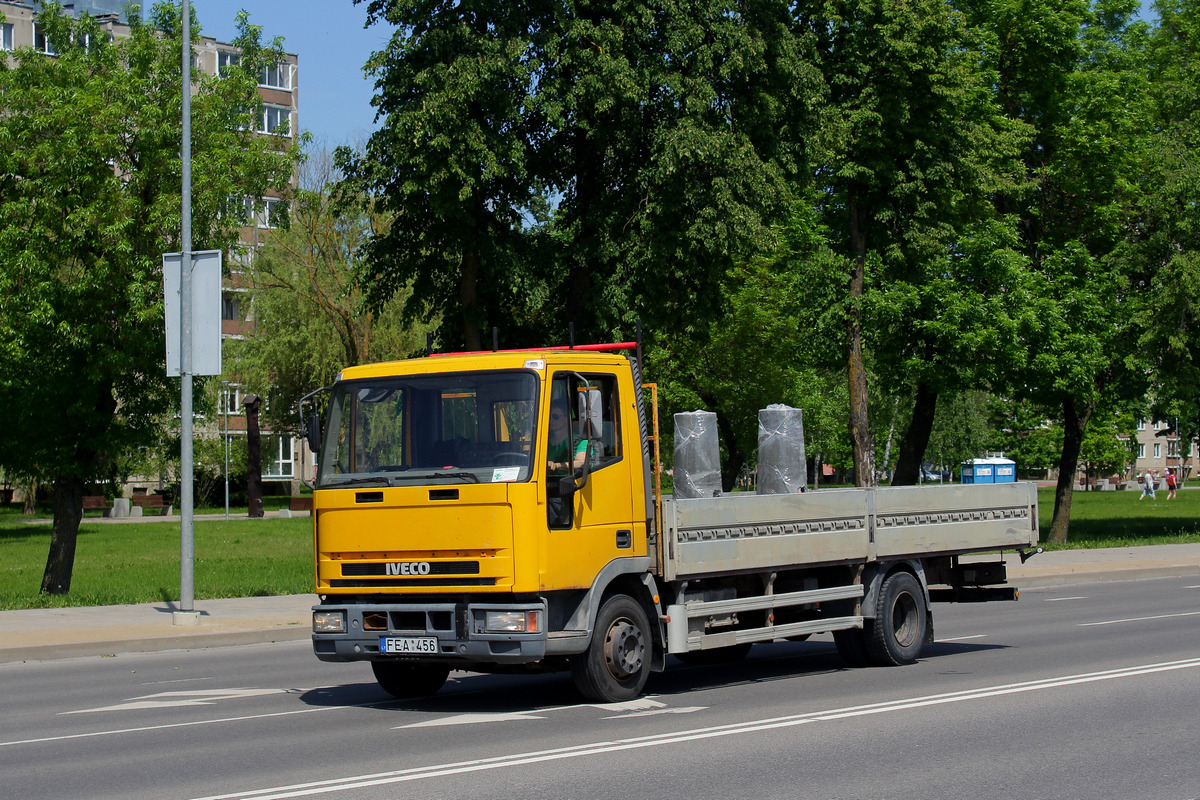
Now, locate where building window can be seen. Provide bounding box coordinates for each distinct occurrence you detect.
[1138,444,1146,459]
[259,105,291,136]
[222,295,241,321]
[2,23,14,51]
[257,197,285,229]
[34,22,57,55]
[219,386,243,416]
[1154,443,1162,459]
[224,195,253,225]
[1136,418,1145,431]
[1169,440,1179,458]
[218,51,240,75]
[259,62,290,90]
[264,435,295,478]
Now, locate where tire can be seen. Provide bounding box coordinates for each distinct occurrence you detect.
[675,642,752,665]
[833,626,872,667]
[866,570,928,666]
[371,660,450,699]
[571,594,651,702]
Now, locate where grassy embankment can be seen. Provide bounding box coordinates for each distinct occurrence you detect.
[1,487,1198,610]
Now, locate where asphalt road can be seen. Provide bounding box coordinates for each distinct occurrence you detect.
[2,575,1199,800]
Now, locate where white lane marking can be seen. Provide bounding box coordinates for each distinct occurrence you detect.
[1185,585,1200,590]
[190,658,1200,800]
[63,688,294,714]
[938,635,987,642]
[0,705,346,749]
[1079,610,1200,627]
[1045,596,1088,602]
[401,712,544,727]
[396,696,701,728]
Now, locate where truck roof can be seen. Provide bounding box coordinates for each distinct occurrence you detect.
[335,349,633,382]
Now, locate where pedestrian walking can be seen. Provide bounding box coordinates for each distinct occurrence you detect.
[1139,470,1157,500]
[1167,469,1178,500]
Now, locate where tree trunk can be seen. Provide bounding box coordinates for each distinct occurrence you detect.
[245,395,264,519]
[893,382,939,485]
[1048,395,1095,545]
[846,180,874,487]
[41,475,84,595]
[460,248,483,351]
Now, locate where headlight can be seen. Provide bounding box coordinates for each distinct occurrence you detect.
[313,610,346,633]
[483,610,541,633]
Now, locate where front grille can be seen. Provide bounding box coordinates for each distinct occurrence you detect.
[340,561,481,577]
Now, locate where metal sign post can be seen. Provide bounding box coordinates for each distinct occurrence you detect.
[177,0,197,626]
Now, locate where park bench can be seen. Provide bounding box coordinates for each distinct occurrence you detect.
[132,494,171,516]
[82,496,112,516]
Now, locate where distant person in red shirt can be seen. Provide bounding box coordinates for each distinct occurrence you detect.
[1166,469,1178,500]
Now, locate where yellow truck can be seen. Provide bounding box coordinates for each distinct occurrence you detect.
[306,343,1040,702]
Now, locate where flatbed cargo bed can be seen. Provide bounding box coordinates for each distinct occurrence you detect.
[661,482,1039,581]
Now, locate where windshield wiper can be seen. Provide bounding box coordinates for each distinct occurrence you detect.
[413,471,480,484]
[320,476,393,488]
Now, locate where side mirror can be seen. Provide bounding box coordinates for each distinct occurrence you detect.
[305,412,322,454]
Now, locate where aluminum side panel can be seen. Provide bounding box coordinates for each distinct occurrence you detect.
[665,491,871,579]
[873,483,1038,558]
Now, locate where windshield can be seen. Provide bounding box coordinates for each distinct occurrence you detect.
[317,370,539,488]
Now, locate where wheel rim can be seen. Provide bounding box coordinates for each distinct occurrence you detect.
[603,616,645,678]
[891,591,919,648]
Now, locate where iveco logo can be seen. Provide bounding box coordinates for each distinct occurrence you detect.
[385,561,431,576]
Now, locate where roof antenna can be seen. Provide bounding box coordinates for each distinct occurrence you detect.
[569,322,576,349]
[426,332,434,356]
[492,327,499,352]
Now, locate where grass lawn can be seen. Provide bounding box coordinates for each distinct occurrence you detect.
[0,515,312,610]
[1037,485,1200,549]
[1,485,1197,610]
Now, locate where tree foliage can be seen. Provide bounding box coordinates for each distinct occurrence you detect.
[0,2,298,593]
[228,144,431,435]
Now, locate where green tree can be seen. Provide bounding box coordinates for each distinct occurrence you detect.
[339,0,545,351]
[0,3,298,594]
[228,144,431,435]
[966,0,1151,542]
[799,0,1027,486]
[1128,0,1200,448]
[348,0,816,349]
[651,201,847,489]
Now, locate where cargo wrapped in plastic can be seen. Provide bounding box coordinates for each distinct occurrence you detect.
[756,404,807,494]
[673,411,721,499]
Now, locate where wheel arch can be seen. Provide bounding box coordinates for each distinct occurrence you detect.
[860,559,931,620]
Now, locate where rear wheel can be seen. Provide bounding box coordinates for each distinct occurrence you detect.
[371,660,450,699]
[866,571,928,665]
[571,594,651,702]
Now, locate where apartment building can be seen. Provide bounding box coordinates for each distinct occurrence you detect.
[2,0,306,498]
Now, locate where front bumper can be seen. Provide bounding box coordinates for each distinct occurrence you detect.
[311,599,548,664]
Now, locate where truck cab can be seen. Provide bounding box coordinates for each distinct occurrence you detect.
[309,348,658,700]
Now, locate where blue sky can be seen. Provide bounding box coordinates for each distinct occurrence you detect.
[192,0,393,148]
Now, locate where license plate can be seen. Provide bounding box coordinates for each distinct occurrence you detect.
[380,636,438,655]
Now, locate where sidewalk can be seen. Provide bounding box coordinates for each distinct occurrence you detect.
[3,544,1200,665]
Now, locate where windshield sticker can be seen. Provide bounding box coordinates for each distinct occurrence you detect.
[492,467,521,482]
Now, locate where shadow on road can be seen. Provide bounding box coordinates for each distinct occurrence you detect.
[297,637,1009,714]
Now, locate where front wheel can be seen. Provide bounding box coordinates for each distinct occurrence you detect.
[571,594,651,702]
[371,660,450,699]
[866,571,928,665]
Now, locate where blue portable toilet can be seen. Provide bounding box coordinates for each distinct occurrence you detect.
[961,457,1016,484]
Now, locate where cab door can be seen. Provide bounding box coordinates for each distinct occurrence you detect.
[542,372,635,590]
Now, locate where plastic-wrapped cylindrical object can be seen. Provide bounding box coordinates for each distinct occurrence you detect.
[757,404,807,494]
[673,411,721,499]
